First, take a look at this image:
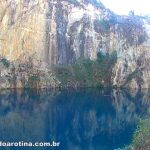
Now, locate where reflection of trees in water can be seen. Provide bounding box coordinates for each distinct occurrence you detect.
[0,89,149,150]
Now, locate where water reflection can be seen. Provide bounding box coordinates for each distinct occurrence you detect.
[0,88,150,150]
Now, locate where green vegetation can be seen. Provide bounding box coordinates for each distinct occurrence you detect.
[66,0,79,5]
[99,19,110,33]
[67,0,76,3]
[118,15,148,46]
[86,0,104,8]
[0,58,10,68]
[132,119,150,150]
[55,51,117,88]
[94,16,117,34]
[26,74,41,89]
[109,14,118,25]
[123,67,143,88]
[123,119,150,150]
[66,0,104,8]
[126,69,138,81]
[29,75,40,82]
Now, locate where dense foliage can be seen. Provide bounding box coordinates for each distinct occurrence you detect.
[55,51,117,88]
[132,119,150,150]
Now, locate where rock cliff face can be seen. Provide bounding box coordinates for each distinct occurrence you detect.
[0,0,150,89]
[0,0,106,65]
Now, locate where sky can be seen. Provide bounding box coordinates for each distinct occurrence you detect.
[100,0,150,15]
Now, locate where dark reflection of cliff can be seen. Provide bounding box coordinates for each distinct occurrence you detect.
[0,89,150,150]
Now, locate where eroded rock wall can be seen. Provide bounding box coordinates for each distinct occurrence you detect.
[0,0,107,66]
[112,18,150,89]
[0,0,150,89]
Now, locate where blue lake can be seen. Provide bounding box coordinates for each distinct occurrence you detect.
[0,88,150,150]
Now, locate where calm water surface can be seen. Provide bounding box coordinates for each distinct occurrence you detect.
[0,88,150,150]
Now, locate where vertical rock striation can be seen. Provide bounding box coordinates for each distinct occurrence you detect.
[0,0,108,65]
[0,0,150,89]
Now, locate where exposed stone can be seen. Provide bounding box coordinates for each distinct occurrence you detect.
[0,0,150,89]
